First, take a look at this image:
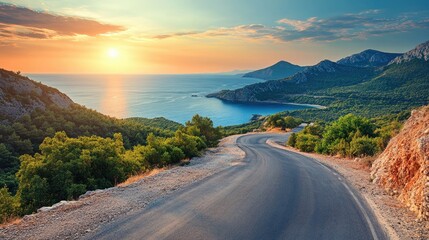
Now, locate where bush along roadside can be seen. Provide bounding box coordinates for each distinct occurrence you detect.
[0,114,221,223]
[287,113,403,159]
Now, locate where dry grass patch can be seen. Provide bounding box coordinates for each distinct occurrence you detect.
[117,168,168,187]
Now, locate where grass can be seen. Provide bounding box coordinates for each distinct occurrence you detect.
[116,168,168,187]
[0,216,22,227]
[117,158,191,187]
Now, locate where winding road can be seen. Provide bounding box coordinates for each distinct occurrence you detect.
[89,131,387,240]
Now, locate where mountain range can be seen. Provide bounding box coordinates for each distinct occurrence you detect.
[241,49,402,81]
[208,40,429,121]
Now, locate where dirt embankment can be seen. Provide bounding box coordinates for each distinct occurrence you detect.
[371,106,429,220]
[0,135,245,240]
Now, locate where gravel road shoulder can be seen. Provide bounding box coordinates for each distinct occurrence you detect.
[0,135,245,240]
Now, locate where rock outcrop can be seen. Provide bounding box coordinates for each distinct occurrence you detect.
[390,40,429,64]
[337,49,402,67]
[0,69,74,119]
[371,105,429,219]
[243,60,304,80]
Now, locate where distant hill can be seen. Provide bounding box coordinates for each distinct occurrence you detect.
[0,69,73,120]
[242,61,304,80]
[337,49,402,67]
[208,41,429,121]
[125,117,183,131]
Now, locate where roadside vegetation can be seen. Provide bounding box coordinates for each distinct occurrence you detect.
[0,113,221,223]
[264,114,302,130]
[221,114,302,135]
[287,112,406,159]
[222,120,264,135]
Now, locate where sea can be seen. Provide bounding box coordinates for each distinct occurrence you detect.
[28,74,312,126]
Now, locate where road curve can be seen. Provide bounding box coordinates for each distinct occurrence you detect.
[89,132,387,240]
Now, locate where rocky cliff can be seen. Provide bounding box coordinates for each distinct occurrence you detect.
[371,105,429,219]
[390,40,429,64]
[337,49,401,67]
[0,69,74,119]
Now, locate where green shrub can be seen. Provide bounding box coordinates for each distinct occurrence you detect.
[265,114,302,130]
[295,134,320,152]
[16,132,140,214]
[0,187,18,223]
[332,139,349,157]
[320,114,376,155]
[183,114,222,147]
[287,133,297,147]
[302,123,324,137]
[349,136,379,157]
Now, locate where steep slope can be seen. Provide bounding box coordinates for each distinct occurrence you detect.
[337,49,401,67]
[242,60,304,80]
[371,105,429,219]
[390,40,429,64]
[208,60,375,102]
[0,69,73,120]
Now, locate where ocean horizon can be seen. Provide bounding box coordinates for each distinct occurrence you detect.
[29,74,312,126]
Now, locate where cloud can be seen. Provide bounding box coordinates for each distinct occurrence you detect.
[0,3,125,40]
[151,10,429,42]
[153,31,203,39]
[277,17,319,31]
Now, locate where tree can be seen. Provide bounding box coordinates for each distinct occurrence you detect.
[302,123,324,137]
[287,133,297,147]
[295,134,320,152]
[184,114,221,147]
[0,187,18,223]
[283,116,302,129]
[0,144,18,170]
[349,136,379,157]
[320,114,376,155]
[16,132,141,214]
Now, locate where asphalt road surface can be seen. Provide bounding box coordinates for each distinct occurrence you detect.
[89,131,387,240]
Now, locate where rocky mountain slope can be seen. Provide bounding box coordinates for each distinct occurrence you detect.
[208,60,374,102]
[242,60,304,80]
[0,69,73,120]
[390,40,429,64]
[337,49,401,67]
[371,105,429,220]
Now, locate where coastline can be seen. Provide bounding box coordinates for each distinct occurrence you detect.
[206,95,327,110]
[253,100,327,109]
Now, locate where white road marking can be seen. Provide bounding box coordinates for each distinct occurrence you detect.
[341,181,379,240]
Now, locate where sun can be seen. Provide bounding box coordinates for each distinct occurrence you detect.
[107,48,119,58]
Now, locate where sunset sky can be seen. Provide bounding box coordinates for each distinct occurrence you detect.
[1,0,429,74]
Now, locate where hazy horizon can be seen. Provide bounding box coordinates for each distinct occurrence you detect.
[1,0,429,74]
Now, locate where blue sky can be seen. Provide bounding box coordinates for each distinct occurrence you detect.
[1,0,429,73]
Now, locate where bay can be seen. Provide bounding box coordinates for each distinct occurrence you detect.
[29,74,312,126]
